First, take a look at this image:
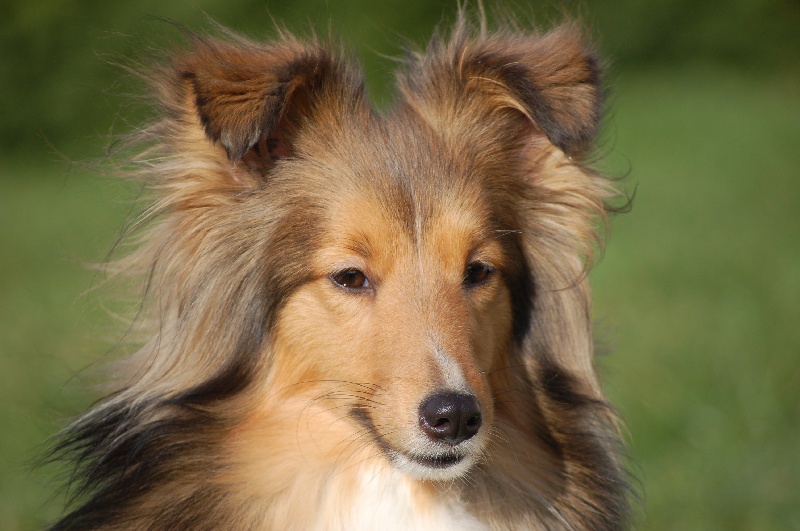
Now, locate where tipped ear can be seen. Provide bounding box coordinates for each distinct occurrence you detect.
[173,33,365,169]
[398,21,603,156]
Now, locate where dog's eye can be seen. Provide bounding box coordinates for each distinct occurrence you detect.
[330,269,371,292]
[464,262,495,287]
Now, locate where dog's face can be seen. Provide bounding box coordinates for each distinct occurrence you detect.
[267,116,519,479]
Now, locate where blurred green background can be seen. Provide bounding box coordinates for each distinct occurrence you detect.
[1,1,798,528]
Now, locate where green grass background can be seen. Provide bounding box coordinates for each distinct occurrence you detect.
[2,1,798,528]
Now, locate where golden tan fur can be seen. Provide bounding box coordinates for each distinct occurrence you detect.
[52,11,629,530]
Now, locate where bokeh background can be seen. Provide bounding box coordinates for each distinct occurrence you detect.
[2,1,798,528]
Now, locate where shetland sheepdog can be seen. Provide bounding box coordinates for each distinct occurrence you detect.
[52,11,629,530]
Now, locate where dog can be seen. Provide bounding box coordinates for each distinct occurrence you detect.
[52,11,629,530]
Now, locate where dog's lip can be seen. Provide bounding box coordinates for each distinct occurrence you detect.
[405,451,465,469]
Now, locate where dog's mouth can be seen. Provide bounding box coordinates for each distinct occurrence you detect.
[387,446,475,481]
[349,407,477,479]
[405,451,465,469]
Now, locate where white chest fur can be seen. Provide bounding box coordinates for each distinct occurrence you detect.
[311,466,485,531]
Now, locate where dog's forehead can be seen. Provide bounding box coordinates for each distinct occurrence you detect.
[332,111,478,193]
[311,136,496,267]
[333,116,486,217]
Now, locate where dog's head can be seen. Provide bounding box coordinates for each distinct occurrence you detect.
[127,19,616,487]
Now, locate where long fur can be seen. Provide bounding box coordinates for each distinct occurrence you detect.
[52,10,630,530]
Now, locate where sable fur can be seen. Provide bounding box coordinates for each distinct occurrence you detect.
[52,10,629,530]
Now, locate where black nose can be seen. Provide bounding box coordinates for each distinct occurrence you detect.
[418,392,482,445]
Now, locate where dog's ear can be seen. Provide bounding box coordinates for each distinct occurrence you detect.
[167,33,366,179]
[397,21,602,158]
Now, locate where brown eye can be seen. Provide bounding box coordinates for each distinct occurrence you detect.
[330,269,371,292]
[464,262,495,288]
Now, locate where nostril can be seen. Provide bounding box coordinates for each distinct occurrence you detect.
[432,417,450,429]
[419,392,482,445]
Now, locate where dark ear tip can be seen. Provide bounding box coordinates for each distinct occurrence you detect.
[221,129,262,163]
[551,118,600,156]
[224,144,247,163]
